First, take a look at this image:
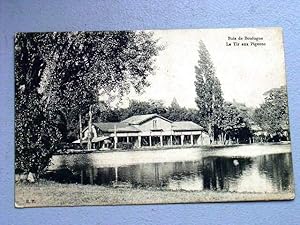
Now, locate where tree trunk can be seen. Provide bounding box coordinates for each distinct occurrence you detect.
[223,132,227,145]
[87,105,92,150]
[79,113,83,148]
[208,122,213,144]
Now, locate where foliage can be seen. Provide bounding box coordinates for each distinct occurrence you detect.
[219,103,244,132]
[253,86,289,136]
[119,99,167,120]
[194,40,224,141]
[15,33,62,175]
[15,31,160,176]
[218,102,252,144]
[163,98,202,124]
[104,98,203,128]
[165,98,186,121]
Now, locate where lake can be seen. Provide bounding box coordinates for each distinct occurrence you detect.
[46,144,294,193]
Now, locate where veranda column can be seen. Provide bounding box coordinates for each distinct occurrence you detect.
[114,136,118,149]
[114,125,117,149]
[138,135,141,148]
[160,135,163,147]
[115,167,118,183]
[181,134,184,146]
[191,134,194,145]
[170,124,173,146]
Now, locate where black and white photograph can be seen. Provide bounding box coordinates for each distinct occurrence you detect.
[15,28,294,207]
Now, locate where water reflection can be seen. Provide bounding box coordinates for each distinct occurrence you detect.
[201,157,253,191]
[258,153,294,191]
[44,152,293,193]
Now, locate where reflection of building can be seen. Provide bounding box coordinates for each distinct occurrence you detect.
[73,114,210,149]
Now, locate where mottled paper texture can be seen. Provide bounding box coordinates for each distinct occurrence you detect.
[15,27,294,208]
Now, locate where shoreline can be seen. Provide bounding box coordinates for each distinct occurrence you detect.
[55,141,291,155]
[15,180,295,208]
[47,143,292,170]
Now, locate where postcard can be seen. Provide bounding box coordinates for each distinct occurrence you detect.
[15,27,294,207]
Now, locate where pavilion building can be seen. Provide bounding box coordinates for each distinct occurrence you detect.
[73,114,210,149]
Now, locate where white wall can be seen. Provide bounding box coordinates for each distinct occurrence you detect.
[136,117,172,131]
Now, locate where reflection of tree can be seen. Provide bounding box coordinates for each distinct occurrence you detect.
[171,161,198,179]
[258,153,293,191]
[117,163,171,188]
[42,168,77,184]
[201,157,252,191]
[117,162,201,188]
[42,154,94,184]
[43,156,262,191]
[93,167,115,185]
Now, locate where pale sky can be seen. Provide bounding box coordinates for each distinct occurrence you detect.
[120,28,286,108]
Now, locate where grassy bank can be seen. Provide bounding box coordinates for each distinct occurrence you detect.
[15,180,294,208]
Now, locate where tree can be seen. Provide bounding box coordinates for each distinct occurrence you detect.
[218,102,252,144]
[194,40,224,143]
[15,33,62,177]
[253,86,289,141]
[122,99,167,120]
[41,31,161,141]
[162,98,200,123]
[15,31,161,178]
[165,98,185,121]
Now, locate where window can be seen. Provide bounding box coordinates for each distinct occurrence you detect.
[153,119,157,129]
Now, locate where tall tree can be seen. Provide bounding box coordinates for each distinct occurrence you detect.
[40,31,160,141]
[15,31,161,177]
[15,33,62,177]
[194,40,224,143]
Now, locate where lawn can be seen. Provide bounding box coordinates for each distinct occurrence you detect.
[15,180,294,208]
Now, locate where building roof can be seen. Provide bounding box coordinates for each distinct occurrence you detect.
[93,122,140,133]
[122,113,172,125]
[172,121,204,131]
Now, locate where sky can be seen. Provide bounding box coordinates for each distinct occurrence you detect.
[120,28,286,109]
